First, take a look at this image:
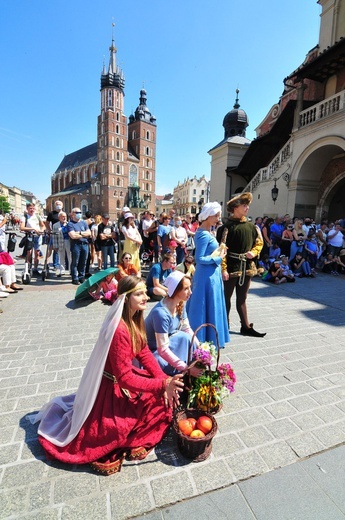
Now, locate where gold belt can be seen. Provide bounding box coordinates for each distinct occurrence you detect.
[103,370,117,383]
[102,371,140,399]
[228,252,247,286]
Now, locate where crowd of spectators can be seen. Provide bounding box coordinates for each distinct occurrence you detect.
[257,214,345,282]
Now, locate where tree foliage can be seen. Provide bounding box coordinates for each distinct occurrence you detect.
[0,196,11,214]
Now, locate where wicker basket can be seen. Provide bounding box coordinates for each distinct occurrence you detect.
[173,408,217,462]
[187,323,222,414]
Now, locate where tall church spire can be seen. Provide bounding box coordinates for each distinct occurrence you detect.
[108,23,117,74]
[100,23,125,91]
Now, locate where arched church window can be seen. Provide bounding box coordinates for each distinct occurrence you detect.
[129,164,138,185]
[108,90,113,107]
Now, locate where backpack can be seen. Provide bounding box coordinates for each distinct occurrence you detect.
[7,233,17,252]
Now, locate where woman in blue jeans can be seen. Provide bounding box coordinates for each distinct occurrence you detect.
[67,208,91,285]
[289,220,307,261]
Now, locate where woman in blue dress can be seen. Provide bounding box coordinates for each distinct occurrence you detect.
[145,271,203,377]
[186,202,230,348]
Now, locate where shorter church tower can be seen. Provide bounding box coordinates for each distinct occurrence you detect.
[128,89,156,209]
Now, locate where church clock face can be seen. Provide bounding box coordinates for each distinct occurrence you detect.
[129,165,138,185]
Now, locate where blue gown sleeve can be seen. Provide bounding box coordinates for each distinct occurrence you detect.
[195,231,222,266]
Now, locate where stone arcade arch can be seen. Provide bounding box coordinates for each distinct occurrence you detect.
[288,136,345,220]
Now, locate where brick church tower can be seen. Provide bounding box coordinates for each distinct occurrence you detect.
[47,32,156,219]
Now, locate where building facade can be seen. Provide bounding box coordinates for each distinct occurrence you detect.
[47,36,157,219]
[173,175,210,216]
[237,0,345,220]
[0,183,44,217]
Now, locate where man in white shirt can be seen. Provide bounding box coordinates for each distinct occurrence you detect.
[20,203,45,271]
[327,223,344,256]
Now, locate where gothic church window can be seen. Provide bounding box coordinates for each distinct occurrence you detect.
[129,164,138,185]
[108,90,113,107]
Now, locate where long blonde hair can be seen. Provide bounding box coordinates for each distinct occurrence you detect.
[118,276,147,354]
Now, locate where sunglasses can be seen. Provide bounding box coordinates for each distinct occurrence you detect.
[123,257,131,260]
[185,260,193,264]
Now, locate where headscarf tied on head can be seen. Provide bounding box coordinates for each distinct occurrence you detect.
[198,202,222,222]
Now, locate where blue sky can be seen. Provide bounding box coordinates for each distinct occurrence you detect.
[0,0,321,204]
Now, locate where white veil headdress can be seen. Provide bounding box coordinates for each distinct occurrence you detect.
[27,287,140,447]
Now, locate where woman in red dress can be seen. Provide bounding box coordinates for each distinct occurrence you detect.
[29,276,184,475]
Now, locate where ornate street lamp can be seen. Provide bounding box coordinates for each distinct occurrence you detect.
[271,179,279,204]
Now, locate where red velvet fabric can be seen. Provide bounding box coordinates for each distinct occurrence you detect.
[39,321,171,464]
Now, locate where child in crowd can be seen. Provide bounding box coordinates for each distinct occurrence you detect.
[89,273,118,303]
[167,240,178,263]
[304,231,319,271]
[322,253,340,275]
[267,260,287,285]
[258,254,270,278]
[269,243,281,262]
[280,255,295,282]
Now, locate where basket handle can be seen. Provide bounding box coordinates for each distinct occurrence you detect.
[187,323,221,368]
[186,323,221,413]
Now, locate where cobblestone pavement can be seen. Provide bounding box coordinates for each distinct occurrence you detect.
[0,252,344,519]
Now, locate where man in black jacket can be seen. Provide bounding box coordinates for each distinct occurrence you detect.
[218,192,266,338]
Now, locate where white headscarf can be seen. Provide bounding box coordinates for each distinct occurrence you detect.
[198,202,222,222]
[27,294,128,446]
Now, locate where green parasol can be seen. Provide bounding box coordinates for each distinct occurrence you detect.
[75,267,119,300]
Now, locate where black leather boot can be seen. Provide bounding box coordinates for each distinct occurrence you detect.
[240,323,266,338]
